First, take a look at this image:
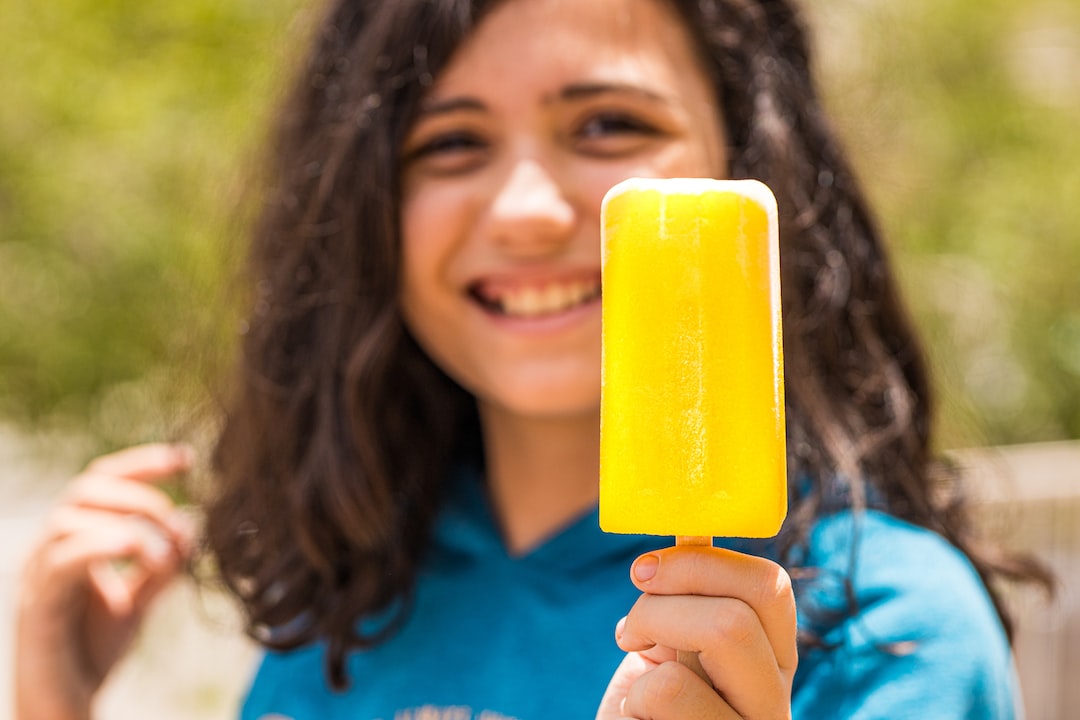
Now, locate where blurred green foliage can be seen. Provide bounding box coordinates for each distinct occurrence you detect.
[0,0,1077,452]
[0,0,305,449]
[814,0,1080,447]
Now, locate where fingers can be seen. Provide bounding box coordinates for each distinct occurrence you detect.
[617,594,787,716]
[30,509,186,616]
[14,444,194,718]
[61,472,193,546]
[23,443,196,612]
[614,546,797,719]
[63,442,195,543]
[621,661,741,720]
[597,651,659,719]
[628,547,797,673]
[84,442,194,481]
[88,526,181,615]
[597,649,741,720]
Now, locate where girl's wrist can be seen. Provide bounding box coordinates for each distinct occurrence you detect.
[15,692,92,720]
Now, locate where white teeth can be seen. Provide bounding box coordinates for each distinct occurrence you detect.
[509,287,541,316]
[569,281,588,305]
[494,280,599,318]
[541,284,564,311]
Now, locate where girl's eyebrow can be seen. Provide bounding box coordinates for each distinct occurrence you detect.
[555,81,670,105]
[417,96,487,117]
[416,82,671,117]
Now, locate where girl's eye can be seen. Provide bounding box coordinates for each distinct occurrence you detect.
[574,112,662,156]
[403,131,489,174]
[577,112,659,140]
[413,132,484,157]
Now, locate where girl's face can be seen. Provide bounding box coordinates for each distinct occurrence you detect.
[400,0,726,421]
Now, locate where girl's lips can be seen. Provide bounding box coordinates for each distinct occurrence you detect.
[468,271,602,319]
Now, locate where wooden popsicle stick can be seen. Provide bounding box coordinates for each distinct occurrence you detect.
[675,535,713,686]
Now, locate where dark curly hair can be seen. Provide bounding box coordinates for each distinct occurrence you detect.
[202,0,1051,690]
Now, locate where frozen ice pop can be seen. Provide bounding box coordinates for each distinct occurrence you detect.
[599,177,787,540]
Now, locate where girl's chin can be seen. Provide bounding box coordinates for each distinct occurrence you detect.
[476,387,602,423]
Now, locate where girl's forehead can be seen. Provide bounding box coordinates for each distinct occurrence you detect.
[474,0,692,52]
[431,0,701,90]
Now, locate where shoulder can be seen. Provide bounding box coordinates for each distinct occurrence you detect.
[792,510,1021,719]
[804,509,994,626]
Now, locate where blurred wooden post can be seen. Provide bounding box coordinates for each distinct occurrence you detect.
[954,442,1080,720]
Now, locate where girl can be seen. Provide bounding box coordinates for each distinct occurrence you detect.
[16,0,1049,717]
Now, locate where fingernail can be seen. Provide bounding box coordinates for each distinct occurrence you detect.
[145,531,173,564]
[169,509,197,535]
[173,443,196,467]
[633,554,659,583]
[615,616,626,640]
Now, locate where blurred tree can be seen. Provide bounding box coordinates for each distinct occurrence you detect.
[0,0,1077,454]
[0,0,305,449]
[812,0,1080,447]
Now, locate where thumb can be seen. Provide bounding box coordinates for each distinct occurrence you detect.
[596,652,654,720]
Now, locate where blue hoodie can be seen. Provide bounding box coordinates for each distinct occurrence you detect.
[241,468,1020,719]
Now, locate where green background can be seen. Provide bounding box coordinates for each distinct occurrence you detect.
[2,0,1078,454]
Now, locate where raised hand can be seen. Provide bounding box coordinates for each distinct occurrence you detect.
[15,444,196,720]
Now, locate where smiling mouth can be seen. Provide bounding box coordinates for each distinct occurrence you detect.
[470,277,602,318]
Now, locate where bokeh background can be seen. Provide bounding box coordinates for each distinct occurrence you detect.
[1,0,1078,453]
[816,0,1080,449]
[1,0,304,452]
[1,0,1078,717]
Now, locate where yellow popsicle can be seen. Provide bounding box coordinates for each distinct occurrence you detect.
[599,178,787,539]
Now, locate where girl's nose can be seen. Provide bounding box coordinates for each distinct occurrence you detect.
[482,158,577,256]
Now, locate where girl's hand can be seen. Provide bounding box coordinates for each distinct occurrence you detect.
[15,444,196,720]
[596,546,797,719]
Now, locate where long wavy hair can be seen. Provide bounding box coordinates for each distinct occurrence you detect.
[203,0,1050,689]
